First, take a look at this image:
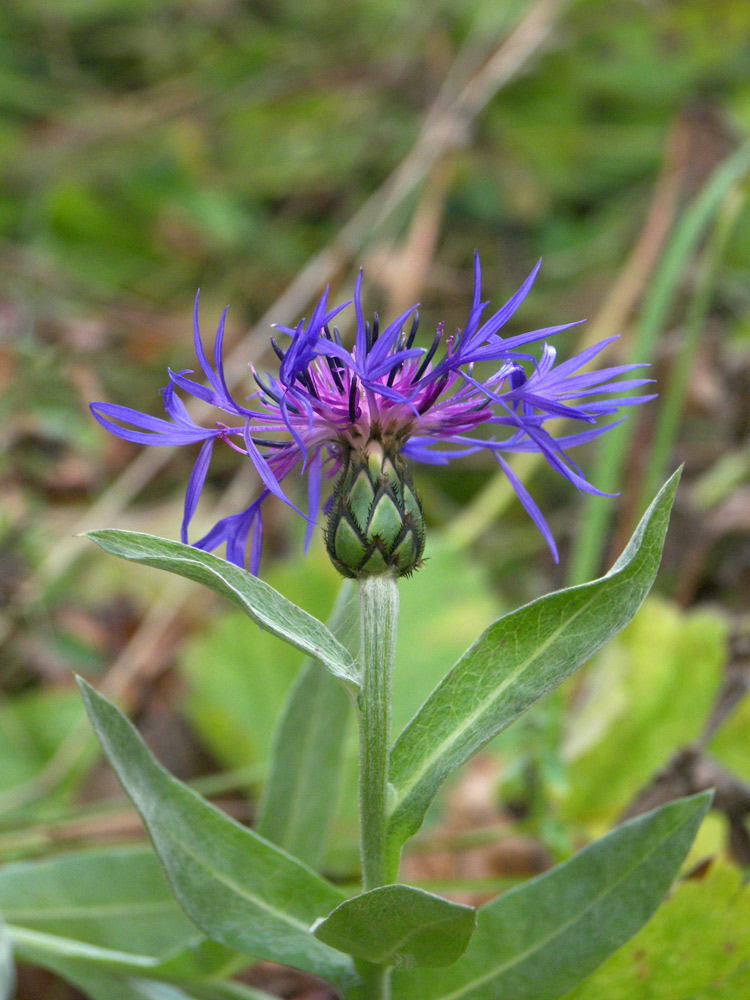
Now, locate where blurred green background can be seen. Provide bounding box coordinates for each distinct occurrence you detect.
[1,0,750,997]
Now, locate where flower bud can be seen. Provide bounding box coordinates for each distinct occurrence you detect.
[326,441,425,578]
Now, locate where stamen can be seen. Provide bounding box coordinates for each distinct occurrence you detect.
[365,320,372,353]
[372,312,380,345]
[412,322,444,383]
[270,338,286,363]
[250,437,288,449]
[323,323,345,383]
[348,376,359,423]
[417,374,449,414]
[405,310,420,350]
[252,372,300,413]
[298,370,319,399]
[325,355,345,392]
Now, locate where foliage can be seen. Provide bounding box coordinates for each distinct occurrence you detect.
[566,863,750,1000]
[564,597,727,823]
[0,472,701,1000]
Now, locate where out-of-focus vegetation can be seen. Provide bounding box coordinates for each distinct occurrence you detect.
[1,0,750,997]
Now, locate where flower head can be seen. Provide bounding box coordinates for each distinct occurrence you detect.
[91,255,654,575]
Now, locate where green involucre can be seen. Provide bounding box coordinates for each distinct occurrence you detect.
[326,442,425,579]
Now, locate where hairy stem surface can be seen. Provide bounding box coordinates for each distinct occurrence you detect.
[357,573,399,1000]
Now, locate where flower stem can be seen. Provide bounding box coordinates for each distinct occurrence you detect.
[356,573,399,1000]
[357,572,399,891]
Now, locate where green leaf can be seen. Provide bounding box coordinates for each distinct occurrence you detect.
[565,862,750,999]
[0,688,85,804]
[6,926,264,998]
[0,916,13,1000]
[179,549,346,772]
[564,597,726,822]
[391,792,711,1000]
[387,470,680,857]
[327,543,500,859]
[180,610,303,770]
[708,695,750,781]
[312,885,476,970]
[77,679,357,990]
[0,846,242,988]
[0,847,238,978]
[257,581,356,868]
[6,930,269,1000]
[84,530,359,691]
[0,846,202,959]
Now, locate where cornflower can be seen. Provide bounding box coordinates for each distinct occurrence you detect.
[91,256,653,576]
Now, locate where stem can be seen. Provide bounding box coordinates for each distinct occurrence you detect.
[360,964,391,1000]
[356,573,399,1000]
[357,573,399,891]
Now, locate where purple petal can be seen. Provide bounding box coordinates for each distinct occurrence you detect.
[90,402,213,445]
[496,418,626,452]
[466,259,542,348]
[304,449,323,554]
[365,304,420,370]
[495,454,558,562]
[242,421,304,516]
[510,392,596,422]
[193,291,223,395]
[468,320,585,360]
[401,437,483,464]
[461,251,488,343]
[181,438,215,544]
[227,509,257,568]
[354,270,367,362]
[250,509,264,575]
[546,335,619,377]
[168,369,223,408]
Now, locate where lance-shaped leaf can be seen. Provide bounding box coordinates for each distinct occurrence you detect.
[387,470,680,855]
[7,926,268,1000]
[0,845,240,983]
[84,531,359,691]
[0,846,203,960]
[312,885,476,970]
[77,679,357,990]
[391,792,711,1000]
[257,581,356,868]
[8,929,270,1000]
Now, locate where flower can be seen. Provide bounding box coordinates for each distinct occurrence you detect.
[91,255,654,574]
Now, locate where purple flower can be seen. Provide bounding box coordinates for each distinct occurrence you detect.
[91,255,654,572]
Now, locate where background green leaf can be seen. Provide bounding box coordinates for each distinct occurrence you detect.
[0,846,201,959]
[179,546,347,771]
[0,690,86,813]
[7,923,271,999]
[391,792,711,1000]
[6,939,270,1000]
[708,697,750,782]
[565,863,750,1000]
[563,597,726,822]
[257,581,356,869]
[312,884,476,970]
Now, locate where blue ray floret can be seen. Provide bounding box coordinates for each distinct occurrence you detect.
[91,255,654,573]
